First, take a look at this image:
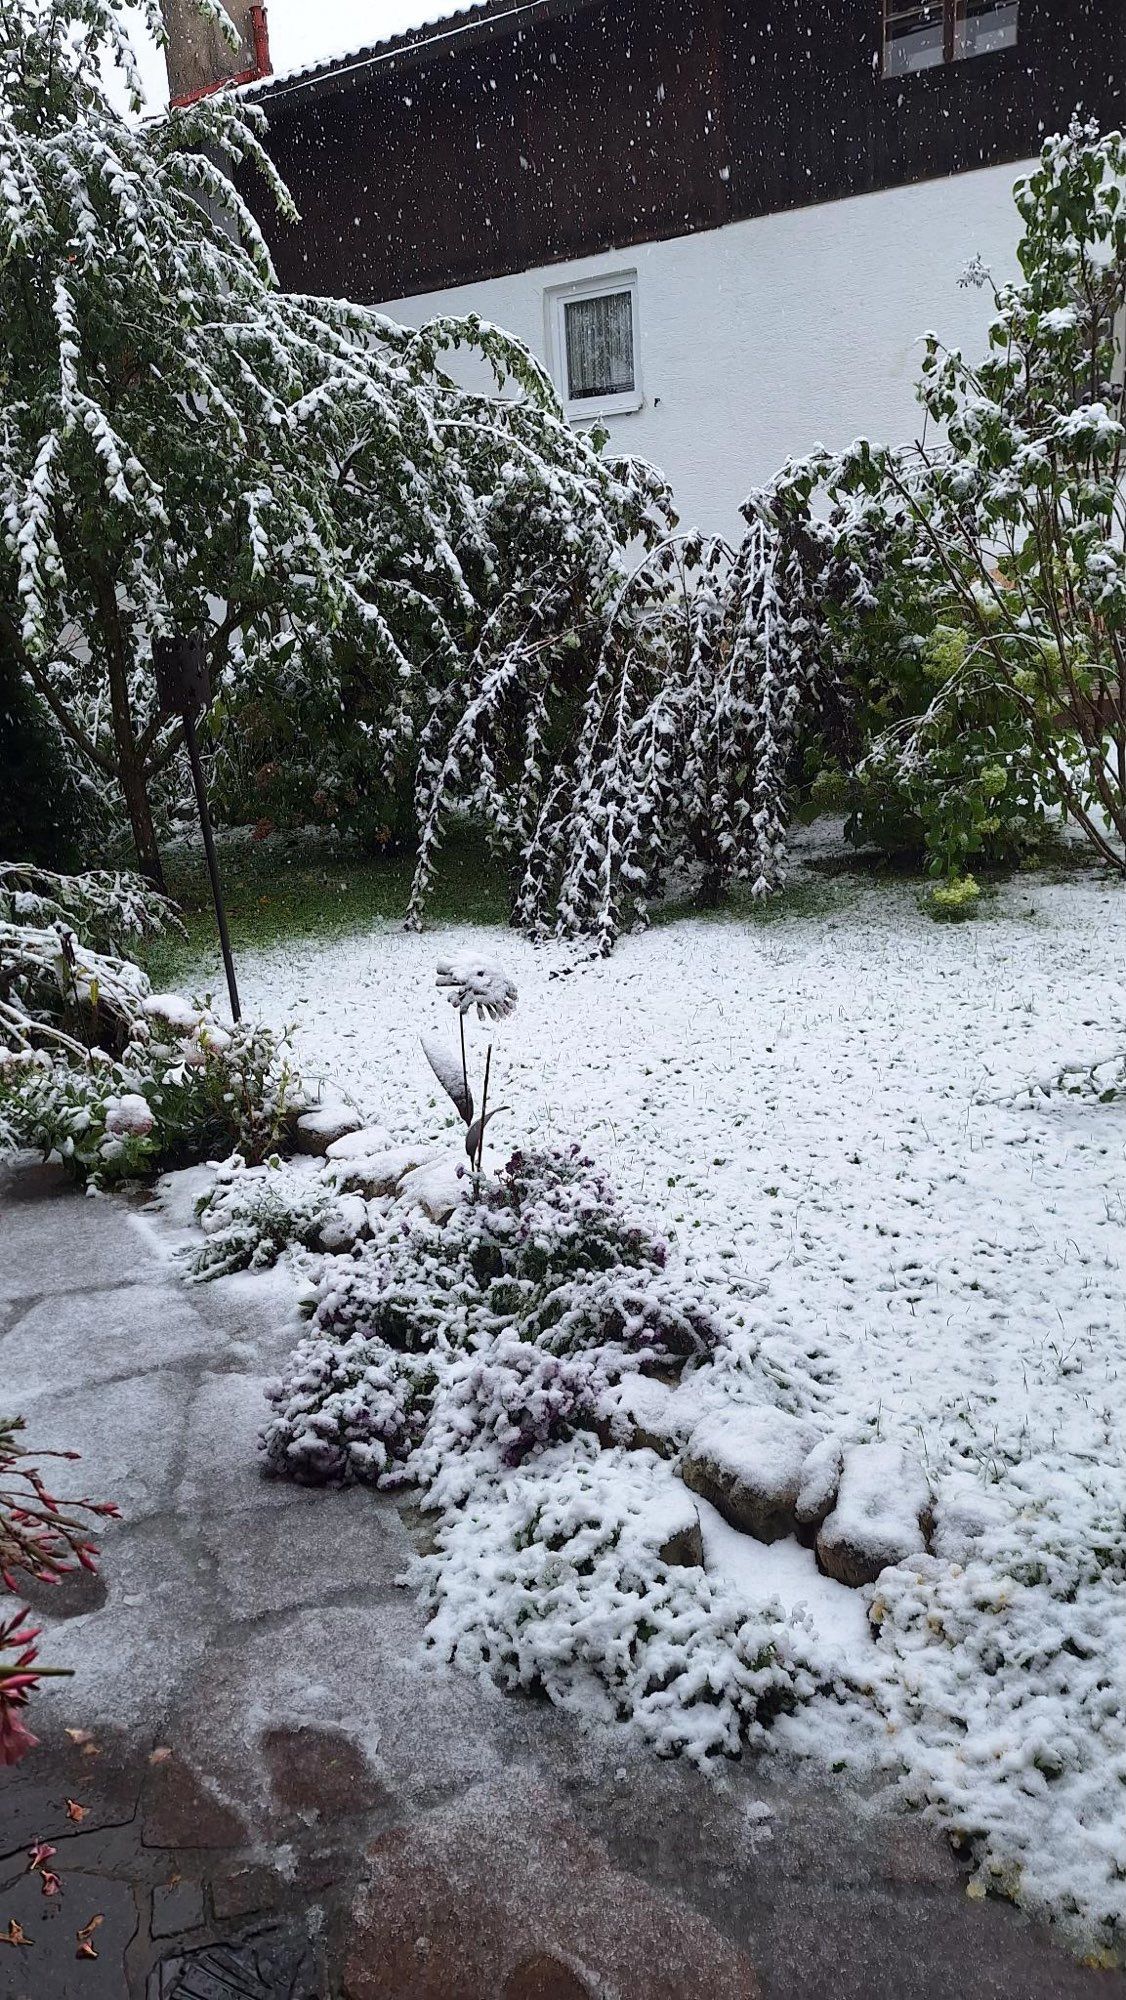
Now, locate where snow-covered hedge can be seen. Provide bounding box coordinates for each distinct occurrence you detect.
[420,1446,814,1759]
[257,1146,727,1478]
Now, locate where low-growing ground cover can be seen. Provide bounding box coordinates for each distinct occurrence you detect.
[168,856,1126,1953]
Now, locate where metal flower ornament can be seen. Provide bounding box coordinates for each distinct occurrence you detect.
[423,960,518,1174]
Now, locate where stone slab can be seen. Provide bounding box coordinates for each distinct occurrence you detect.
[151,1878,205,1938]
[14,1371,190,1527]
[206,1488,412,1621]
[1,1284,215,1401]
[342,1782,760,2000]
[0,1174,155,1304]
[174,1372,313,1520]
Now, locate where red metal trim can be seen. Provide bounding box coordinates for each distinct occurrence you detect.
[169,3,272,107]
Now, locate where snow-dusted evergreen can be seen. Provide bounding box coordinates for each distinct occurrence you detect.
[0,0,664,881]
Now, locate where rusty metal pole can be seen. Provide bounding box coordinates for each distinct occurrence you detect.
[153,634,241,1022]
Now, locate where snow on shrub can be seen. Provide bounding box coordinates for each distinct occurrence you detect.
[869,1522,1126,1948]
[0,865,180,956]
[261,1329,436,1487]
[189,1155,346,1279]
[245,1141,839,1753]
[258,1146,731,1477]
[418,1446,815,1759]
[0,868,302,1185]
[0,0,668,881]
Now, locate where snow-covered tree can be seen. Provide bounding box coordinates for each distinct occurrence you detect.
[407,497,863,951]
[838,118,1126,878]
[0,0,664,881]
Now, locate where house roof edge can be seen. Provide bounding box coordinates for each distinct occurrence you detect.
[245,0,604,107]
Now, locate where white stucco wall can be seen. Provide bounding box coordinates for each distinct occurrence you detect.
[377,159,1033,536]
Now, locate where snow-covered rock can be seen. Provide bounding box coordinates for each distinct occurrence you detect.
[294,1102,363,1156]
[397,1156,469,1223]
[333,1143,443,1197]
[594,1374,678,1455]
[324,1123,392,1161]
[679,1406,822,1542]
[816,1442,932,1588]
[645,1479,705,1568]
[795,1433,844,1530]
[317,1193,371,1252]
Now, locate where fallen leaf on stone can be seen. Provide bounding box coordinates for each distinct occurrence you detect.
[65,1800,88,1823]
[2,1919,32,1947]
[40,1870,63,1898]
[148,1746,172,1765]
[27,1841,56,1872]
[64,1729,93,1746]
[75,1914,103,1957]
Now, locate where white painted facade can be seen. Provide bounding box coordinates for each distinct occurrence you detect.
[378,159,1034,537]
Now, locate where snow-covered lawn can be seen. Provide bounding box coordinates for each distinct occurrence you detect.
[211,869,1125,1949]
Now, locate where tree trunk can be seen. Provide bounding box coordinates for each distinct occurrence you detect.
[98,575,166,890]
[118,748,166,890]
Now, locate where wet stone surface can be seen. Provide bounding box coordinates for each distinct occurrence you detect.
[146,1920,322,1999]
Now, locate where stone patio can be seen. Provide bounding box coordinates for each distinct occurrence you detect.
[1,1159,1121,1999]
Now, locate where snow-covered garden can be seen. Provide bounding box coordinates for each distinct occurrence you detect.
[157,863,1120,1955]
[3,0,1126,1979]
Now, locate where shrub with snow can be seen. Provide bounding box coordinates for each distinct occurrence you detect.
[0,0,666,882]
[419,1446,815,1759]
[0,868,302,1185]
[245,1140,840,1753]
[869,1513,1126,1948]
[259,1146,728,1476]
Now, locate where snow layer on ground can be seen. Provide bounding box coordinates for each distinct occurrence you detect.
[199,870,1126,1943]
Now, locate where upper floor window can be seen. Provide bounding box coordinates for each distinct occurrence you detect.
[882,0,1018,76]
[546,273,643,421]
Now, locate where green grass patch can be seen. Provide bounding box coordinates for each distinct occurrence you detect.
[141,828,508,989]
[650,874,854,930]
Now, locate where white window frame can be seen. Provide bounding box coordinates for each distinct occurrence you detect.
[545,271,643,422]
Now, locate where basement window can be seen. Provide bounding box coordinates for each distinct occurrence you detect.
[882,0,1018,75]
[547,274,642,420]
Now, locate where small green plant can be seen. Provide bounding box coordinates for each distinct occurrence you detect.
[923,874,983,922]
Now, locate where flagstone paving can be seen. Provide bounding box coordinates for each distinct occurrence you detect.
[1,1159,1122,1999]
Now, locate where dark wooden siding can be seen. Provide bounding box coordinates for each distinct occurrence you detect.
[252,0,1124,302]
